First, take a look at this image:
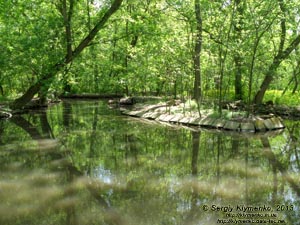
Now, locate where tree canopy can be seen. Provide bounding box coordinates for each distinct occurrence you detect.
[0,0,300,109]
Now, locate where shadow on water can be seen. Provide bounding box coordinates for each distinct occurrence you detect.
[0,100,299,225]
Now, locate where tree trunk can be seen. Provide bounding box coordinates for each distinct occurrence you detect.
[292,75,299,94]
[192,0,202,102]
[11,65,61,110]
[62,0,74,62]
[61,0,75,94]
[0,84,4,96]
[10,0,124,110]
[254,34,300,104]
[233,0,244,100]
[191,131,200,176]
[234,56,243,100]
[254,0,300,104]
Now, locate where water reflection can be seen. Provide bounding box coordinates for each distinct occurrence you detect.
[0,100,299,225]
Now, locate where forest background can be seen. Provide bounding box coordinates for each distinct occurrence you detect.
[1,0,300,110]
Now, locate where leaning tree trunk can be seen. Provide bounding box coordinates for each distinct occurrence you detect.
[10,0,124,110]
[254,34,300,104]
[254,0,300,104]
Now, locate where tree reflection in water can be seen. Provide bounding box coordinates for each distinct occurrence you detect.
[0,101,299,225]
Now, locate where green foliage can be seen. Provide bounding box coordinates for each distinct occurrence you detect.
[1,0,300,106]
[0,0,64,96]
[264,90,300,106]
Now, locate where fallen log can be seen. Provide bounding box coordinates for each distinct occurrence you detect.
[60,93,124,99]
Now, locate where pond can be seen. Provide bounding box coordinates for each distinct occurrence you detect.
[0,100,299,225]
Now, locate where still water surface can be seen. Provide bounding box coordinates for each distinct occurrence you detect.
[0,100,299,225]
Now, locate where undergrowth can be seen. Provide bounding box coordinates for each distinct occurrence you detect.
[264,90,299,106]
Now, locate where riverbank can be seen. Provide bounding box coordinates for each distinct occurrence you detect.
[120,100,286,133]
[1,95,300,123]
[115,97,300,120]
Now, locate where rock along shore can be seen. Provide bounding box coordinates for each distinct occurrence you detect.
[121,103,285,133]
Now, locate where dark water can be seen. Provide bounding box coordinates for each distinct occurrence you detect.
[0,100,299,225]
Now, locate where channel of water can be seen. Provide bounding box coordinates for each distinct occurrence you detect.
[0,100,299,225]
